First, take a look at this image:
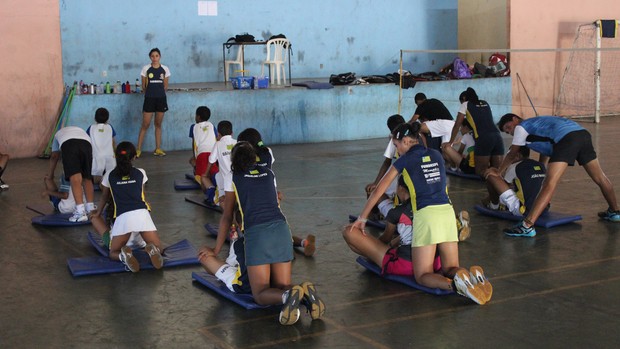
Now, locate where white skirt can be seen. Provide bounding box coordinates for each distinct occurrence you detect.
[110,209,157,237]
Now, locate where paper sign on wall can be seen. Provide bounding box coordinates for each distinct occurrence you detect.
[198,1,217,16]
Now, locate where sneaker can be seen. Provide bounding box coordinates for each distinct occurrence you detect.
[303,234,316,257]
[136,149,142,158]
[598,208,620,222]
[469,266,493,303]
[300,281,325,320]
[145,243,164,269]
[153,149,167,156]
[457,210,471,241]
[0,179,8,190]
[453,269,486,305]
[503,221,536,237]
[69,210,88,223]
[279,285,304,325]
[119,246,140,272]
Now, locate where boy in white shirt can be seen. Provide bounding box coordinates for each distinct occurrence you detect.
[86,108,117,185]
[205,120,237,206]
[189,106,218,192]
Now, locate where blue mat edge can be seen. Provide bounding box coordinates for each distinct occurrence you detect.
[446,168,481,180]
[474,204,582,228]
[192,271,270,310]
[356,256,453,296]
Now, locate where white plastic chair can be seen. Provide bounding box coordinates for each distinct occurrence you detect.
[261,39,290,85]
[224,46,244,81]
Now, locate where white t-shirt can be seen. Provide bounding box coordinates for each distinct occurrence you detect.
[511,126,530,146]
[458,101,468,115]
[460,133,475,156]
[209,135,237,192]
[191,121,217,156]
[424,119,456,143]
[52,126,91,151]
[383,139,397,159]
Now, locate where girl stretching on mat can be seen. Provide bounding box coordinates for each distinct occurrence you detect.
[237,127,316,256]
[352,122,492,305]
[91,141,163,273]
[212,141,325,325]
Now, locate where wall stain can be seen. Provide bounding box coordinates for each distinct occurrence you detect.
[123,63,141,70]
[347,37,355,45]
[297,51,304,63]
[144,33,154,43]
[108,65,119,71]
[190,42,201,67]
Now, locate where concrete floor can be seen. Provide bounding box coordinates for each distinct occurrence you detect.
[1,118,620,348]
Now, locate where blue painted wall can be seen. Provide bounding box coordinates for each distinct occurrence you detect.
[65,78,511,151]
[59,0,457,84]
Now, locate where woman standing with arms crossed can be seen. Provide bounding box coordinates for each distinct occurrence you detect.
[137,48,170,157]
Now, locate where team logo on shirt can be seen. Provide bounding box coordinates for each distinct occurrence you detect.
[422,156,431,162]
[148,73,154,78]
[534,166,541,171]
[160,73,165,80]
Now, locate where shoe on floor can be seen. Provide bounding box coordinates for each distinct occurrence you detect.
[453,269,486,305]
[119,246,140,272]
[153,149,167,156]
[279,285,304,325]
[69,210,88,223]
[598,208,620,222]
[0,179,8,190]
[469,266,493,303]
[303,234,316,257]
[145,243,164,269]
[503,221,536,237]
[457,210,471,241]
[301,281,325,320]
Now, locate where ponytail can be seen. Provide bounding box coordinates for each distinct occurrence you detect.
[114,141,137,177]
[392,122,421,141]
[462,87,479,103]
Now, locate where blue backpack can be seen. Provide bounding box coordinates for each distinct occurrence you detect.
[452,57,472,79]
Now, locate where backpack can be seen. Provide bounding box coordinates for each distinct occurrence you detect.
[329,72,356,85]
[225,33,256,48]
[451,57,472,79]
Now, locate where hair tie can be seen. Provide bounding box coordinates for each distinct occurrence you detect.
[257,141,264,147]
[120,150,127,155]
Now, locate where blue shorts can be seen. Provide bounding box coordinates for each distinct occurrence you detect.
[474,131,504,156]
[244,220,293,266]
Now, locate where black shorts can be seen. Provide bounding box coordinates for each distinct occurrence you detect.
[474,131,505,156]
[61,139,93,180]
[143,97,168,113]
[459,158,476,174]
[550,130,597,166]
[425,134,443,151]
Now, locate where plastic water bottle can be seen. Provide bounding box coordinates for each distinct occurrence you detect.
[97,82,104,94]
[76,80,83,95]
[114,80,121,94]
[105,81,111,94]
[135,79,141,93]
[89,83,95,94]
[121,82,126,93]
[124,81,130,93]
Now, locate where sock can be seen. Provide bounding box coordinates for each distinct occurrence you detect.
[300,239,307,247]
[488,202,499,210]
[75,204,85,214]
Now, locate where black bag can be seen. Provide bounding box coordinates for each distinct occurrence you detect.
[225,33,256,49]
[329,72,356,85]
[267,33,291,49]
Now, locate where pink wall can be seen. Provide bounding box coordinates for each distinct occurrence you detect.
[0,0,63,158]
[510,0,620,118]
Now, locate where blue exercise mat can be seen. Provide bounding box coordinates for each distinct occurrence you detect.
[67,233,200,276]
[446,168,481,180]
[292,81,334,89]
[185,195,223,213]
[348,215,386,230]
[174,178,201,190]
[192,271,271,310]
[185,173,195,180]
[203,223,232,242]
[356,256,454,296]
[474,204,582,228]
[32,213,91,227]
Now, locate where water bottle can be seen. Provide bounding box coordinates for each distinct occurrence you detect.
[76,80,83,95]
[121,82,126,94]
[135,79,141,93]
[97,82,104,94]
[89,82,95,95]
[114,80,121,94]
[105,81,111,94]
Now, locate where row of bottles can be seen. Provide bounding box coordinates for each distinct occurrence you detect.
[74,79,141,95]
